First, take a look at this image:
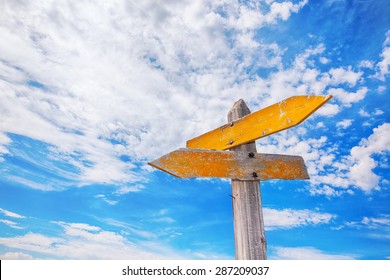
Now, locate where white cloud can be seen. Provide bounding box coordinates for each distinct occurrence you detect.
[0,219,24,229]
[0,132,11,161]
[337,215,390,239]
[265,0,308,23]
[0,221,183,259]
[372,29,390,80]
[374,109,384,115]
[95,194,118,205]
[376,48,390,80]
[319,57,329,64]
[258,132,339,191]
[359,60,374,69]
[348,123,390,191]
[359,109,370,117]
[0,219,229,260]
[384,29,390,45]
[363,121,371,127]
[377,85,386,93]
[0,208,26,219]
[310,123,390,193]
[308,185,345,197]
[149,208,176,224]
[270,246,356,260]
[310,173,350,190]
[336,119,353,129]
[227,0,308,30]
[0,251,34,260]
[263,208,335,230]
[103,219,156,240]
[368,233,390,240]
[114,184,146,195]
[316,103,341,116]
[250,42,369,119]
[0,0,311,190]
[361,216,390,229]
[152,217,176,224]
[328,67,363,87]
[259,121,389,195]
[3,175,60,191]
[328,87,368,107]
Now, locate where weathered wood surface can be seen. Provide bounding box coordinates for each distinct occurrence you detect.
[187,95,332,150]
[229,99,267,260]
[148,148,309,180]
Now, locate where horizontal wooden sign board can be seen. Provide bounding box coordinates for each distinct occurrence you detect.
[148,148,309,180]
[186,95,332,150]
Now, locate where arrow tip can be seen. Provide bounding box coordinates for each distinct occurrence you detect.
[147,158,183,179]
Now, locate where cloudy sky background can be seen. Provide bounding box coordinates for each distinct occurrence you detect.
[0,0,389,259]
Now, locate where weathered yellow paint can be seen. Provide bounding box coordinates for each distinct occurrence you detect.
[148,148,309,180]
[186,95,332,150]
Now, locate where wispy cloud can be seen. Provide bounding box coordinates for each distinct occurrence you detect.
[0,208,26,219]
[114,184,146,195]
[0,219,233,259]
[263,208,335,230]
[0,251,34,260]
[0,132,11,161]
[0,221,183,259]
[332,214,390,242]
[359,109,370,117]
[0,219,25,230]
[361,216,390,229]
[374,108,384,115]
[374,29,390,81]
[270,246,357,260]
[336,119,353,129]
[337,214,390,230]
[94,194,118,205]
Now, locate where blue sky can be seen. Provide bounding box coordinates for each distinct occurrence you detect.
[0,0,389,260]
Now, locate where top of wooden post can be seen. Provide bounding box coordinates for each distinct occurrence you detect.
[228,99,257,153]
[228,99,251,122]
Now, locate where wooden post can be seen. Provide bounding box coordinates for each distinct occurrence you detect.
[228,99,267,260]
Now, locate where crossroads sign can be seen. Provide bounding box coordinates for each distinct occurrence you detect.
[150,95,331,180]
[148,95,332,260]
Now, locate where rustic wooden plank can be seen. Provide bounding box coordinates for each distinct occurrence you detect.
[187,95,332,150]
[148,148,309,180]
[229,99,267,260]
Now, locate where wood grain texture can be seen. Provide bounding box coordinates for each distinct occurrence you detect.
[148,148,309,180]
[229,99,267,260]
[187,95,332,150]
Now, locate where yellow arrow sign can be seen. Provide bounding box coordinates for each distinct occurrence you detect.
[148,148,309,180]
[187,95,332,150]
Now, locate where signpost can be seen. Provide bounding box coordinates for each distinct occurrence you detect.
[148,95,332,260]
[187,95,332,150]
[149,148,309,180]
